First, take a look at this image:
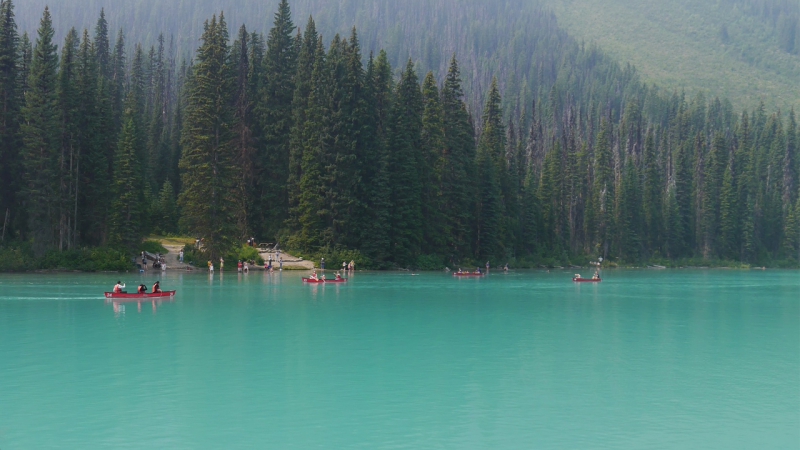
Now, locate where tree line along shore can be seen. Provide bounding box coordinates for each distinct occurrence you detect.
[0,0,798,272]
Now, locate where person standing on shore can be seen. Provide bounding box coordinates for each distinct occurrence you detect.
[321,257,325,270]
[219,257,224,271]
[179,249,184,263]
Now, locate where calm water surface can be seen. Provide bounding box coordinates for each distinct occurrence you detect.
[1,269,798,449]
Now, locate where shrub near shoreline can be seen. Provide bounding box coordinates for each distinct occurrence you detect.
[0,245,132,272]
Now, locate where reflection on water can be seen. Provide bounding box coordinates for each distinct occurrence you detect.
[107,296,175,316]
[0,270,797,449]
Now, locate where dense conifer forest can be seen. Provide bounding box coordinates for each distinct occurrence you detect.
[0,0,798,270]
[16,0,800,114]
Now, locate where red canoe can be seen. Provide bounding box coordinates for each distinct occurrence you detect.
[302,278,347,283]
[104,291,176,299]
[573,278,601,283]
[453,272,485,277]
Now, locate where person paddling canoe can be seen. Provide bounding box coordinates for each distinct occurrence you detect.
[152,281,162,293]
[113,281,126,293]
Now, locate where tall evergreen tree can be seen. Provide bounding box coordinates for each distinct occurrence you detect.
[359,50,393,265]
[93,8,110,80]
[20,7,59,255]
[231,25,255,238]
[76,29,107,246]
[387,60,423,266]
[57,28,79,250]
[475,77,507,260]
[178,14,238,260]
[109,95,143,250]
[702,132,728,257]
[440,54,476,260]
[294,36,329,251]
[286,16,317,233]
[592,117,614,258]
[110,30,125,131]
[0,0,20,241]
[420,71,446,254]
[641,127,662,253]
[256,0,295,241]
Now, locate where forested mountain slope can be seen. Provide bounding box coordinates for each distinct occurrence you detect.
[543,0,800,112]
[16,0,799,114]
[3,0,798,270]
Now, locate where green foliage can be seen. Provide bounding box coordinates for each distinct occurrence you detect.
[108,98,144,250]
[139,240,167,254]
[386,60,424,266]
[20,7,59,256]
[225,244,263,266]
[6,1,799,272]
[180,244,205,267]
[0,243,132,272]
[178,13,240,260]
[254,0,296,240]
[415,254,446,271]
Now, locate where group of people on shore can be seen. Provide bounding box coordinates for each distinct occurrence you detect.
[319,257,356,271]
[140,252,167,271]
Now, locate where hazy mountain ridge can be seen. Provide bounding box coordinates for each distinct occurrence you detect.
[543,0,800,112]
[15,0,799,114]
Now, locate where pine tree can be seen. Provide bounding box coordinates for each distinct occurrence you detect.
[286,17,317,233]
[782,191,800,261]
[519,169,540,256]
[440,54,476,260]
[784,109,797,210]
[20,7,59,255]
[718,158,738,259]
[57,28,79,250]
[326,29,367,248]
[293,36,328,252]
[420,71,446,254]
[93,8,110,80]
[642,127,662,254]
[475,77,507,260]
[0,0,20,241]
[702,133,728,257]
[77,29,108,245]
[178,14,238,260]
[617,158,642,260]
[538,142,564,254]
[592,117,614,259]
[109,97,143,250]
[231,25,256,238]
[146,34,169,190]
[153,180,178,235]
[387,60,423,266]
[256,0,296,241]
[110,30,125,132]
[359,50,393,265]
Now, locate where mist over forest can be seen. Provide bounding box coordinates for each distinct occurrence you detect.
[1,0,799,271]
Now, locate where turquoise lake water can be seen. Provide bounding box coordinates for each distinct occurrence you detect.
[1,269,798,449]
